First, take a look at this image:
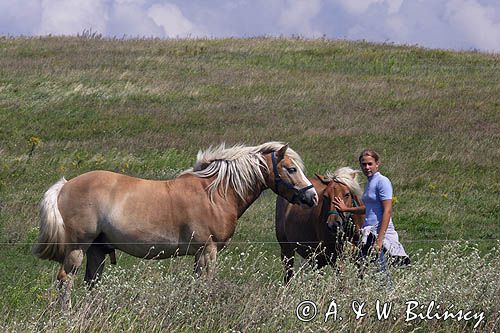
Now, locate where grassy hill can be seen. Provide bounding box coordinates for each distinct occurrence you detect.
[0,37,498,331]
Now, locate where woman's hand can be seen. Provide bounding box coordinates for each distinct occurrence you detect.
[375,237,383,253]
[333,196,348,212]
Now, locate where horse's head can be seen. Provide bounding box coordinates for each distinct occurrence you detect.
[268,144,318,207]
[316,173,359,239]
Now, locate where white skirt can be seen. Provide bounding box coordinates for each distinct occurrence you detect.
[360,224,408,257]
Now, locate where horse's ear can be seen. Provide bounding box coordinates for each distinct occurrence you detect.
[315,173,331,184]
[276,144,289,161]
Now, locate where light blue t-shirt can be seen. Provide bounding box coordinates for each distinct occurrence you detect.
[362,172,394,230]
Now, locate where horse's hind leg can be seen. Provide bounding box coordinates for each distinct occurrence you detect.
[84,244,106,288]
[57,248,84,311]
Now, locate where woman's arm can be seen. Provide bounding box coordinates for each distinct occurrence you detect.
[375,199,392,251]
[333,197,365,214]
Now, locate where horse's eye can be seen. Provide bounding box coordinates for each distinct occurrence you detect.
[286,167,297,174]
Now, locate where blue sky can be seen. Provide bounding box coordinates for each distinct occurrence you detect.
[1,0,499,52]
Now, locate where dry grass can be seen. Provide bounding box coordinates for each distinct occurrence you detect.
[1,241,498,332]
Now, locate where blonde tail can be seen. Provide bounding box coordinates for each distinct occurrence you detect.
[32,178,67,262]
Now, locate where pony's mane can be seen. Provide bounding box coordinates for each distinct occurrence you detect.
[324,167,363,198]
[182,142,305,200]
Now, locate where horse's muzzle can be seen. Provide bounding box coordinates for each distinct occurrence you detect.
[327,220,342,233]
[299,188,319,207]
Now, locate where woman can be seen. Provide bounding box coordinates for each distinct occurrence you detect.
[333,149,410,267]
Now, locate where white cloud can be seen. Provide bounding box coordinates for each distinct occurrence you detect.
[445,0,500,51]
[115,0,147,4]
[384,15,409,39]
[0,0,41,35]
[38,0,109,35]
[108,2,164,37]
[331,0,500,51]
[335,0,409,16]
[0,0,498,52]
[386,0,404,14]
[336,0,384,15]
[147,3,197,38]
[279,0,323,37]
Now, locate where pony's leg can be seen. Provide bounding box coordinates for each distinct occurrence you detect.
[194,248,206,278]
[84,245,106,288]
[194,243,218,279]
[313,244,330,271]
[280,245,295,285]
[316,254,329,269]
[109,250,117,265]
[356,234,375,279]
[57,248,84,311]
[205,243,218,279]
[333,239,344,274]
[56,265,70,310]
[315,253,331,277]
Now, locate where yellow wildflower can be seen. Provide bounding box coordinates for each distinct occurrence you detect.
[29,136,41,146]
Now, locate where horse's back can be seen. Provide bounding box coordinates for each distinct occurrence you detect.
[58,170,140,216]
[63,170,140,193]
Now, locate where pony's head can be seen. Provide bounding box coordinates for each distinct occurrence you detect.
[316,167,362,229]
[266,144,318,208]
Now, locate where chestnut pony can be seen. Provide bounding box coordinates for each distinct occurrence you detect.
[33,142,318,309]
[275,167,364,283]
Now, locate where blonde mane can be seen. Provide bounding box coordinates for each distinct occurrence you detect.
[183,142,305,200]
[324,167,363,198]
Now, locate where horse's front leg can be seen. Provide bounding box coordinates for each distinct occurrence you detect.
[194,241,218,279]
[84,244,107,288]
[280,244,295,285]
[205,243,218,279]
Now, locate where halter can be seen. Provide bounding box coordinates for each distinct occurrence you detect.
[326,195,359,221]
[325,179,359,236]
[327,196,358,219]
[271,151,314,204]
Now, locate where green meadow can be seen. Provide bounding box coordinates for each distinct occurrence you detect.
[0,37,498,332]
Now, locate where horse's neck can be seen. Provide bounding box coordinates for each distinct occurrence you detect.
[308,177,326,210]
[310,177,327,196]
[234,182,267,218]
[232,160,277,217]
[178,173,266,218]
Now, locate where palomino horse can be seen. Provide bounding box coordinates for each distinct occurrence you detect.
[275,167,364,283]
[33,142,318,309]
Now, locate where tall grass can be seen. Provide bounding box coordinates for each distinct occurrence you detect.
[1,242,497,332]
